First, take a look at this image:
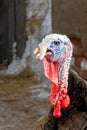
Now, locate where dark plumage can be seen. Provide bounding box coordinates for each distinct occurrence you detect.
[33,69,87,130]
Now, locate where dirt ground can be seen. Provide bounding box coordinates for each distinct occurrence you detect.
[0,73,50,130]
[0,66,87,130]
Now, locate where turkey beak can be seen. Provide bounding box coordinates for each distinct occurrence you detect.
[33,47,39,55]
[33,47,40,59]
[33,44,48,60]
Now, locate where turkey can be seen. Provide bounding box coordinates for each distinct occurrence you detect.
[33,34,87,130]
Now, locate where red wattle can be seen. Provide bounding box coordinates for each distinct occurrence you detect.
[43,57,70,118]
[50,83,59,106]
[43,58,58,86]
[61,95,70,108]
[53,104,61,118]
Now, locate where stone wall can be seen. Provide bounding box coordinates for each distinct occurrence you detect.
[25,0,52,78]
[52,0,87,59]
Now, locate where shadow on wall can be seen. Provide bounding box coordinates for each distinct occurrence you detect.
[0,0,9,65]
[69,34,87,80]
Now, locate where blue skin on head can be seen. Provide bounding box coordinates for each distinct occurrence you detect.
[47,39,65,62]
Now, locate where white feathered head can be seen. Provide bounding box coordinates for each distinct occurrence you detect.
[34,34,73,118]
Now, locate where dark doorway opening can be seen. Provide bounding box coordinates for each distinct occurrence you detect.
[0,0,26,66]
[0,1,9,65]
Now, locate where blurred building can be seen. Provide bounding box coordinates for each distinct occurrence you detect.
[0,0,26,65]
[0,0,87,79]
[52,0,87,59]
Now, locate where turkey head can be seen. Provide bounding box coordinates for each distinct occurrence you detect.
[34,34,73,118]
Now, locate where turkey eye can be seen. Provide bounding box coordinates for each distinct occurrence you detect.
[54,41,60,46]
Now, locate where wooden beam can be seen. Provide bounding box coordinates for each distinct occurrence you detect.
[8,0,15,62]
[8,0,26,62]
[15,0,26,58]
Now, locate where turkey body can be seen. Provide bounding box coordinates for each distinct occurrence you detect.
[33,69,87,130]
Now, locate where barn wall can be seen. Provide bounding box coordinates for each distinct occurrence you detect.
[25,0,52,77]
[52,0,87,59]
